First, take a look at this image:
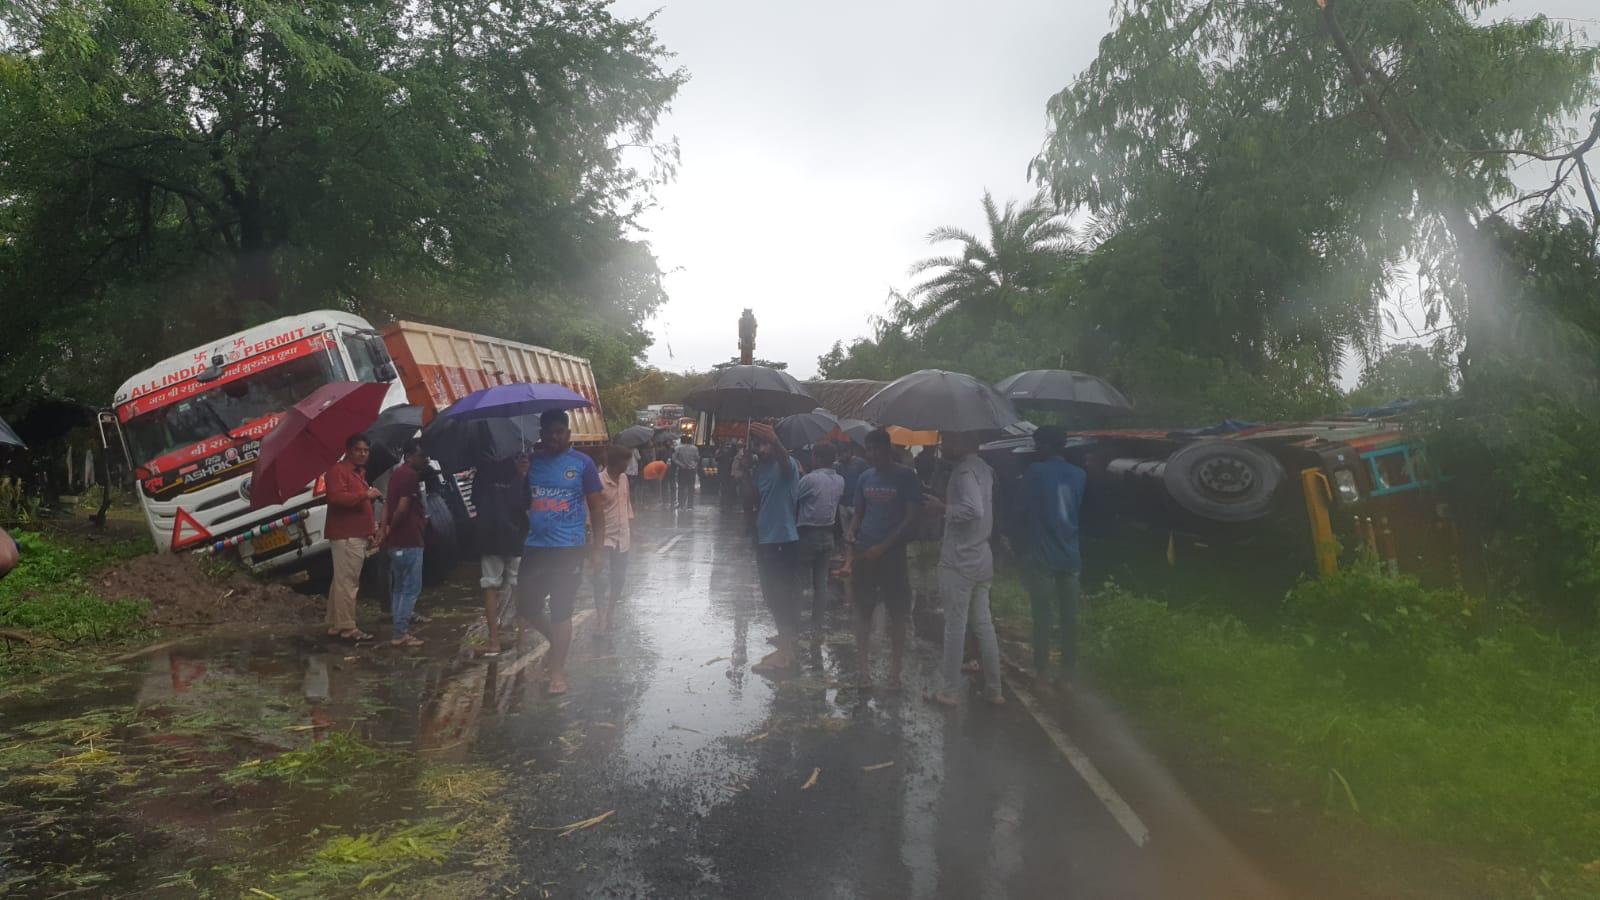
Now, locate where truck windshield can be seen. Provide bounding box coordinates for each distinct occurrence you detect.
[122,351,341,466]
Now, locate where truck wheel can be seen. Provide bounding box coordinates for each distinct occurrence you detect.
[1162,442,1284,523]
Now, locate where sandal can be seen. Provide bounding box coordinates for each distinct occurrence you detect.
[546,677,569,696]
[391,634,424,648]
[332,629,373,642]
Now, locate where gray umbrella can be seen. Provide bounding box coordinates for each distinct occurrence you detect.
[861,369,1021,433]
[994,369,1133,416]
[775,408,841,448]
[0,416,23,450]
[615,425,657,448]
[837,418,873,445]
[683,365,816,420]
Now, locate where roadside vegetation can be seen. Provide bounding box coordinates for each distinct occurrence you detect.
[0,527,153,681]
[814,3,1600,893]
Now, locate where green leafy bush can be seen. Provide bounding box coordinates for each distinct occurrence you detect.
[1282,562,1473,694]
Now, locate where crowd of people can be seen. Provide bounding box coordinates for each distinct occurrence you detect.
[319,408,1089,706]
[733,422,1086,705]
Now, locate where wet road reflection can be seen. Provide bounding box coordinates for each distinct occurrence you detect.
[0,498,1226,898]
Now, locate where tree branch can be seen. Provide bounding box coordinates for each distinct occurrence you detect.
[1467,112,1600,162]
[1318,0,1414,157]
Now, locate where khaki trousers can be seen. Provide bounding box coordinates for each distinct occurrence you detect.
[327,537,367,631]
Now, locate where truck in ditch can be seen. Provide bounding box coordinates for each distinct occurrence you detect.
[108,311,605,573]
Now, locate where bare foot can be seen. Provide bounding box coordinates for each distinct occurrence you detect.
[984,692,1007,707]
[546,674,569,696]
[928,691,959,708]
[390,634,423,648]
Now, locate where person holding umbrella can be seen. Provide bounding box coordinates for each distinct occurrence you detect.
[744,422,802,674]
[923,431,1003,708]
[381,440,431,648]
[1018,425,1087,689]
[473,451,530,657]
[516,409,606,696]
[842,428,922,690]
[323,433,381,642]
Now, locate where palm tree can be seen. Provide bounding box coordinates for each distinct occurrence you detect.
[902,191,1078,332]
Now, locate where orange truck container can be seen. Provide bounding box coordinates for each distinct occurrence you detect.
[380,320,608,446]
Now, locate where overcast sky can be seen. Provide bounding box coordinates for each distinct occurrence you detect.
[613,0,1597,380]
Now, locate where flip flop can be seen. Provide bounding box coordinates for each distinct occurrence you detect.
[546,679,569,696]
[333,629,373,642]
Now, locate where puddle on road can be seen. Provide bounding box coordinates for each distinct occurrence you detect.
[0,581,522,898]
[0,503,1087,899]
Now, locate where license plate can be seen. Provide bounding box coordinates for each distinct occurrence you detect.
[251,528,293,554]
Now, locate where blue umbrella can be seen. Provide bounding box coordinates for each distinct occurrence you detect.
[442,383,592,421]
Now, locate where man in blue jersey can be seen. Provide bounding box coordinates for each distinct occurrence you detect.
[517,409,606,696]
[1019,425,1087,689]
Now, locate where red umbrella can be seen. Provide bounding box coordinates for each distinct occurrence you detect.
[250,381,391,509]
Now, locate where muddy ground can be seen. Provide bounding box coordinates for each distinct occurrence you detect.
[92,551,323,628]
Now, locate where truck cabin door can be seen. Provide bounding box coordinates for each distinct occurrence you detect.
[335,327,398,384]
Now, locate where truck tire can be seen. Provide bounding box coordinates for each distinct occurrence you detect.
[1162,441,1284,523]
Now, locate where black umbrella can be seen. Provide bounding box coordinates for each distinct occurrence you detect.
[994,369,1133,416]
[861,369,1021,434]
[362,404,423,478]
[683,365,816,420]
[775,408,841,448]
[421,414,526,476]
[0,416,23,450]
[616,425,657,449]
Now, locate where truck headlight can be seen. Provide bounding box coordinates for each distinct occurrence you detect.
[1333,469,1360,503]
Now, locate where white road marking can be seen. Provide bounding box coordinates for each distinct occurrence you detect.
[656,534,685,555]
[1011,683,1152,848]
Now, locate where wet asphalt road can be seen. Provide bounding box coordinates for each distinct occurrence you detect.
[475,498,1178,899]
[0,495,1281,898]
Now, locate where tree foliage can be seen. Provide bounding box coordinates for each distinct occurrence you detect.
[1034,0,1599,374]
[0,0,684,406]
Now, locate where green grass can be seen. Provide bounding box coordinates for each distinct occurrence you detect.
[1080,574,1600,896]
[0,529,155,679]
[229,732,403,786]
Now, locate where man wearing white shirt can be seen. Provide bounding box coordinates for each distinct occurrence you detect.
[795,443,846,632]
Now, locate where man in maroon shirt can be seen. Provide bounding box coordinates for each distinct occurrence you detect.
[382,440,430,648]
[323,434,381,641]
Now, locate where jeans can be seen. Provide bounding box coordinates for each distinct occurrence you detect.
[940,566,1001,696]
[1024,566,1081,675]
[590,546,630,604]
[388,547,424,637]
[756,541,801,637]
[798,526,834,628]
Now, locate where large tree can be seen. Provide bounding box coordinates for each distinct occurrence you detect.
[1033,0,1599,379]
[0,0,683,405]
